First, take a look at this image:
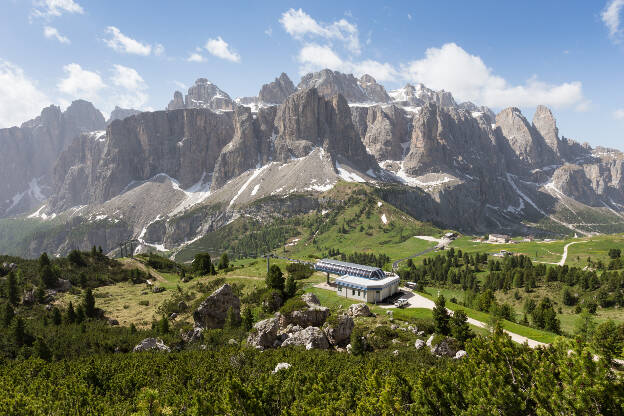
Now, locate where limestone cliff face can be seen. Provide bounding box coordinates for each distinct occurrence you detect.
[350,105,408,161]
[273,88,375,170]
[0,100,105,217]
[358,74,390,103]
[532,105,560,157]
[297,69,388,103]
[49,109,236,211]
[107,106,141,124]
[550,164,599,206]
[495,107,558,169]
[166,79,233,111]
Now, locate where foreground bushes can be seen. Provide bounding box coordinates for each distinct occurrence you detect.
[0,333,621,415]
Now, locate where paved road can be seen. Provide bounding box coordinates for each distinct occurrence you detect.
[381,287,547,348]
[392,247,437,271]
[557,241,581,266]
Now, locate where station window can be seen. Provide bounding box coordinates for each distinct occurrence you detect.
[338,287,342,292]
[357,290,361,296]
[352,289,355,296]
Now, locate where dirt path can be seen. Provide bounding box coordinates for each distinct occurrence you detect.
[557,241,581,266]
[119,258,167,283]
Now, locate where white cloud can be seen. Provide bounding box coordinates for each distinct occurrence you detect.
[614,109,624,119]
[280,8,360,54]
[111,64,145,90]
[104,26,153,56]
[187,53,206,62]
[265,26,273,37]
[57,63,105,102]
[297,43,398,82]
[407,13,412,20]
[402,43,586,110]
[0,60,50,128]
[204,37,241,62]
[32,0,83,18]
[153,44,165,56]
[602,0,624,43]
[110,65,148,109]
[43,26,70,44]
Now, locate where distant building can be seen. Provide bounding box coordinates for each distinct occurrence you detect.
[444,232,458,239]
[488,234,510,244]
[315,259,399,304]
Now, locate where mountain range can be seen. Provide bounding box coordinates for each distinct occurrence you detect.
[2,69,624,258]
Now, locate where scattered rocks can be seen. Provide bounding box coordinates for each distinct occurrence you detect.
[152,286,165,293]
[133,338,170,352]
[193,284,241,329]
[181,327,204,343]
[169,313,178,320]
[247,318,279,350]
[281,326,330,350]
[272,362,292,374]
[22,290,36,306]
[279,306,329,328]
[392,349,399,356]
[426,335,434,347]
[323,314,354,346]
[107,318,119,326]
[414,339,425,350]
[347,303,372,317]
[228,339,238,345]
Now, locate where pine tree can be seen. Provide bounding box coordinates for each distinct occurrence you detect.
[34,338,52,361]
[266,265,284,292]
[12,316,26,347]
[7,271,19,306]
[432,295,450,335]
[2,303,14,327]
[592,320,620,364]
[242,307,254,331]
[350,328,366,355]
[158,316,169,334]
[83,288,96,318]
[450,309,472,345]
[218,252,230,270]
[284,274,296,299]
[40,265,57,288]
[76,305,85,323]
[52,307,62,325]
[66,301,76,324]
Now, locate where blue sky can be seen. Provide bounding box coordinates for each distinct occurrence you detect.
[1,0,623,149]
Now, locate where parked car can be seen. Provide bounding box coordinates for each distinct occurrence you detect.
[394,298,408,308]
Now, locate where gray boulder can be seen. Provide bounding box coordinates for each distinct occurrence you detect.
[279,306,329,328]
[181,327,204,343]
[272,362,292,373]
[247,317,279,350]
[430,338,460,357]
[454,350,467,359]
[281,326,330,350]
[414,339,425,350]
[301,292,320,306]
[323,314,354,346]
[347,303,372,317]
[133,338,170,352]
[193,284,240,329]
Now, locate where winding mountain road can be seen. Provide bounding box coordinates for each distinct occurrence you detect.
[556,241,581,266]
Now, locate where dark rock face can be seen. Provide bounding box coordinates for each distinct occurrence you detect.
[193,284,241,329]
[167,91,185,110]
[550,164,599,206]
[323,314,354,346]
[358,74,390,102]
[281,326,330,350]
[259,72,295,104]
[351,105,408,161]
[247,317,279,349]
[107,106,141,124]
[0,100,105,217]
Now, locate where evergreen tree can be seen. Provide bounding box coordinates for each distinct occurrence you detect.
[38,252,51,268]
[284,274,296,299]
[432,295,450,335]
[91,245,97,256]
[350,328,366,355]
[40,265,57,289]
[12,316,26,347]
[592,320,620,364]
[265,265,284,292]
[192,253,215,276]
[35,286,45,304]
[450,309,472,345]
[34,338,52,361]
[157,316,169,334]
[218,252,230,270]
[7,271,19,306]
[83,288,96,318]
[52,307,62,325]
[76,305,85,323]
[241,307,254,331]
[2,303,14,327]
[66,301,76,324]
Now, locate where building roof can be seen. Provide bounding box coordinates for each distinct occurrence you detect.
[335,274,400,290]
[315,258,386,280]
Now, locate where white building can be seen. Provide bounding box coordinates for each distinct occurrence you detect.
[488,234,511,244]
[315,259,400,304]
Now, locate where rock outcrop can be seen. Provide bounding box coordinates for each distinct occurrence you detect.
[358,74,390,102]
[549,164,599,206]
[259,73,295,104]
[166,79,233,111]
[247,317,279,349]
[107,106,141,124]
[298,70,368,102]
[281,326,330,350]
[133,338,170,352]
[193,284,240,329]
[323,314,354,346]
[347,303,372,317]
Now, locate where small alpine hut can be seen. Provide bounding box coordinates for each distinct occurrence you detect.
[315,259,399,303]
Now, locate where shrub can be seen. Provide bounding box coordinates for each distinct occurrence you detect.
[279,297,307,316]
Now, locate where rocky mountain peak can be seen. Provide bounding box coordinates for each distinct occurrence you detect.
[358,74,390,103]
[107,106,141,124]
[298,69,369,103]
[258,72,295,104]
[166,79,234,112]
[389,83,456,108]
[167,91,185,111]
[532,104,560,154]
